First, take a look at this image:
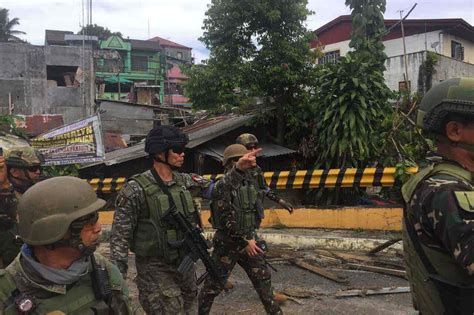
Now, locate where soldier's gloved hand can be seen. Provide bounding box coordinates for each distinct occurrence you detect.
[279,199,294,214]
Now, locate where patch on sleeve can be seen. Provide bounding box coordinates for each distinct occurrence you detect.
[191,173,205,184]
[454,191,474,213]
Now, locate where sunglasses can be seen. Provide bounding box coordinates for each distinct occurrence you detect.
[245,143,258,150]
[170,146,185,154]
[26,165,41,173]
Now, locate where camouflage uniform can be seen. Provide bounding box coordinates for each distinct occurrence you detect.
[0,252,130,314]
[198,168,282,315]
[111,168,245,314]
[0,192,19,268]
[402,77,474,314]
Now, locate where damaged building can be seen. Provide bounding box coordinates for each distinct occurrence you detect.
[0,31,96,123]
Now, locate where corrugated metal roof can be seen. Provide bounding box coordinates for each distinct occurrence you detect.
[45,30,73,45]
[81,114,255,168]
[148,36,192,49]
[129,39,162,52]
[196,142,296,162]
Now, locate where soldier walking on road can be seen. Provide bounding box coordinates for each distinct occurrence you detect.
[402,77,474,314]
[198,144,283,315]
[0,176,131,314]
[0,135,45,268]
[110,125,259,314]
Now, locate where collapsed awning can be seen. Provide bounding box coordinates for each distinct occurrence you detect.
[196,142,296,162]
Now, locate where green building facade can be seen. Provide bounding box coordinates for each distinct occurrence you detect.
[95,35,165,103]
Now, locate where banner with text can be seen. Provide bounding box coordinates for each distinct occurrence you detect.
[32,115,105,165]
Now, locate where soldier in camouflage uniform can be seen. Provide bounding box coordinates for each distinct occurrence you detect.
[402,77,474,314]
[0,135,45,268]
[236,134,294,225]
[198,144,282,315]
[110,125,259,314]
[0,176,131,314]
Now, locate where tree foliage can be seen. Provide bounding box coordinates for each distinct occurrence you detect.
[0,8,25,42]
[78,24,122,40]
[306,0,392,169]
[186,0,317,144]
[310,54,393,169]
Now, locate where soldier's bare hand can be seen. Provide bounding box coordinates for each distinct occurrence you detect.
[0,156,10,189]
[236,149,262,171]
[279,199,294,214]
[245,239,264,257]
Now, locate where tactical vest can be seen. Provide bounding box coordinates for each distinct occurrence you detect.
[130,172,198,263]
[402,162,474,315]
[210,181,258,235]
[0,254,124,315]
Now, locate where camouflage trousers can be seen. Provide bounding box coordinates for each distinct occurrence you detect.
[0,230,21,268]
[135,256,197,315]
[198,237,282,315]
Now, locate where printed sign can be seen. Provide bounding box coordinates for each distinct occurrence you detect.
[31,115,105,165]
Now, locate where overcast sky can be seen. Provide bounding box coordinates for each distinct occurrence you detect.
[3,0,473,63]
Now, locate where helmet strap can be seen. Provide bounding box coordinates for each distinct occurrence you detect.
[152,151,179,170]
[438,135,474,154]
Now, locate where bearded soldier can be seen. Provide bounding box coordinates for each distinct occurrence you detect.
[0,176,131,314]
[402,77,474,314]
[199,144,282,315]
[110,125,259,314]
[0,135,45,268]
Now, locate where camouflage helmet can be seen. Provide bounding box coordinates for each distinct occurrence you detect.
[417,77,474,133]
[236,133,259,148]
[17,176,105,246]
[222,144,249,166]
[0,133,43,168]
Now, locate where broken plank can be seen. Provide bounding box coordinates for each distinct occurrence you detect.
[345,263,406,278]
[367,238,402,256]
[335,286,410,298]
[291,259,349,284]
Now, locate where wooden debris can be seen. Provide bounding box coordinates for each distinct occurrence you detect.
[335,286,410,298]
[345,263,406,278]
[286,296,305,305]
[290,259,349,284]
[282,287,317,298]
[367,238,402,256]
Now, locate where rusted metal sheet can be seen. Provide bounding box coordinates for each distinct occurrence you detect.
[15,114,64,136]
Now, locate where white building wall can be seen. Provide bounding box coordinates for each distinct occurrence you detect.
[383,31,441,57]
[384,51,474,93]
[442,33,474,64]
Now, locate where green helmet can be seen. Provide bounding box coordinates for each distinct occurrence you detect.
[222,144,249,166]
[17,176,105,246]
[236,133,259,148]
[417,77,474,133]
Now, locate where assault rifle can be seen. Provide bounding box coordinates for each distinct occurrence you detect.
[163,206,227,287]
[256,239,277,272]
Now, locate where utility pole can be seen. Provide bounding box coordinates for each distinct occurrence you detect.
[396,3,417,93]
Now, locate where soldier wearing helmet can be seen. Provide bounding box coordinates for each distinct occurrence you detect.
[236,133,294,222]
[199,144,282,315]
[110,125,259,314]
[0,176,131,314]
[0,134,46,268]
[402,77,474,314]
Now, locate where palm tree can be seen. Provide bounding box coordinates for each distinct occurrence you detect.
[0,8,26,42]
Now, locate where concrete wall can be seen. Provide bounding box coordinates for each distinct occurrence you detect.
[442,32,474,64]
[0,42,94,123]
[383,30,441,57]
[384,51,474,92]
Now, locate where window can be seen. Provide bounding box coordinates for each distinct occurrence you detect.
[399,80,411,92]
[131,55,148,71]
[46,65,79,87]
[451,41,464,60]
[318,50,340,64]
[176,51,183,59]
